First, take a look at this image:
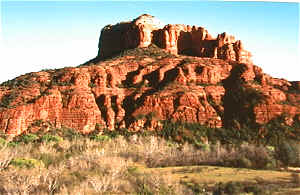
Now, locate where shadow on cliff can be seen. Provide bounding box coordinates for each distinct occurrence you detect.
[121,63,181,126]
[221,62,266,130]
[177,31,218,58]
[95,95,108,123]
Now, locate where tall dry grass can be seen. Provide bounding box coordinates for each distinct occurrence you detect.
[0,135,195,194]
[0,133,283,194]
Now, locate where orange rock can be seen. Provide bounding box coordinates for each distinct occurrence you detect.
[98,14,252,64]
[254,103,298,124]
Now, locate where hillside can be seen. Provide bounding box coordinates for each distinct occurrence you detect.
[1,14,300,195]
[0,14,299,136]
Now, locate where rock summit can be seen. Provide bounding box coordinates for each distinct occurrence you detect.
[98,14,252,64]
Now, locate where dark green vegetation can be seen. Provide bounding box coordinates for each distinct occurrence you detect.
[0,73,39,89]
[0,91,17,108]
[80,44,176,66]
[107,44,176,60]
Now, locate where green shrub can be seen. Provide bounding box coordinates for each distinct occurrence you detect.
[53,127,82,141]
[104,44,176,61]
[0,137,7,146]
[244,184,266,195]
[31,119,43,127]
[275,140,300,166]
[158,120,182,140]
[89,82,96,88]
[7,141,19,147]
[0,73,38,89]
[90,134,111,142]
[41,134,63,143]
[183,182,205,194]
[235,157,252,168]
[10,158,44,169]
[213,182,243,195]
[19,133,39,143]
[213,182,268,195]
[0,92,17,108]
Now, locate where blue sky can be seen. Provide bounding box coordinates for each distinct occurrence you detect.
[1,1,299,83]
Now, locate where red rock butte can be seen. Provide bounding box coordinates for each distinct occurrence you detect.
[0,14,299,136]
[98,14,252,64]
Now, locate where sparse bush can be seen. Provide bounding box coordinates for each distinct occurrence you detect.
[52,127,83,141]
[90,134,111,142]
[88,82,96,88]
[10,158,44,169]
[0,92,17,108]
[18,133,39,144]
[127,169,175,195]
[183,181,206,194]
[41,134,63,143]
[213,182,267,195]
[31,119,43,127]
[0,137,7,146]
[0,73,38,89]
[275,140,300,166]
[103,44,176,62]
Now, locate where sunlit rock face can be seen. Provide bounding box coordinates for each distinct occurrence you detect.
[98,14,164,59]
[98,14,252,64]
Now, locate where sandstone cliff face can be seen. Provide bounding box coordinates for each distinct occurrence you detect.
[0,15,299,136]
[98,14,164,59]
[1,45,299,136]
[98,14,252,64]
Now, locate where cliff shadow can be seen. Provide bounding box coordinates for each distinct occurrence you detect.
[177,31,195,56]
[221,63,265,129]
[96,95,108,123]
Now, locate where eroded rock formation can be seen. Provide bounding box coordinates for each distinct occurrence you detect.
[0,15,299,136]
[98,14,252,64]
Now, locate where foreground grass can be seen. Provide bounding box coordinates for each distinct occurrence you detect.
[141,165,300,194]
[1,130,300,194]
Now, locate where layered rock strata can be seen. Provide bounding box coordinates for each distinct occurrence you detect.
[0,52,299,136]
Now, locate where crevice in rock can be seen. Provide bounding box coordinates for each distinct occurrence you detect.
[95,95,108,125]
[122,93,138,127]
[195,66,204,74]
[106,73,113,88]
[206,94,224,119]
[132,62,186,115]
[144,69,160,87]
[111,96,118,114]
[4,118,10,133]
[60,89,73,108]
[173,92,184,113]
[157,68,179,90]
[122,65,144,87]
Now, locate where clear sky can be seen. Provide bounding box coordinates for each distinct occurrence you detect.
[1,1,299,83]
